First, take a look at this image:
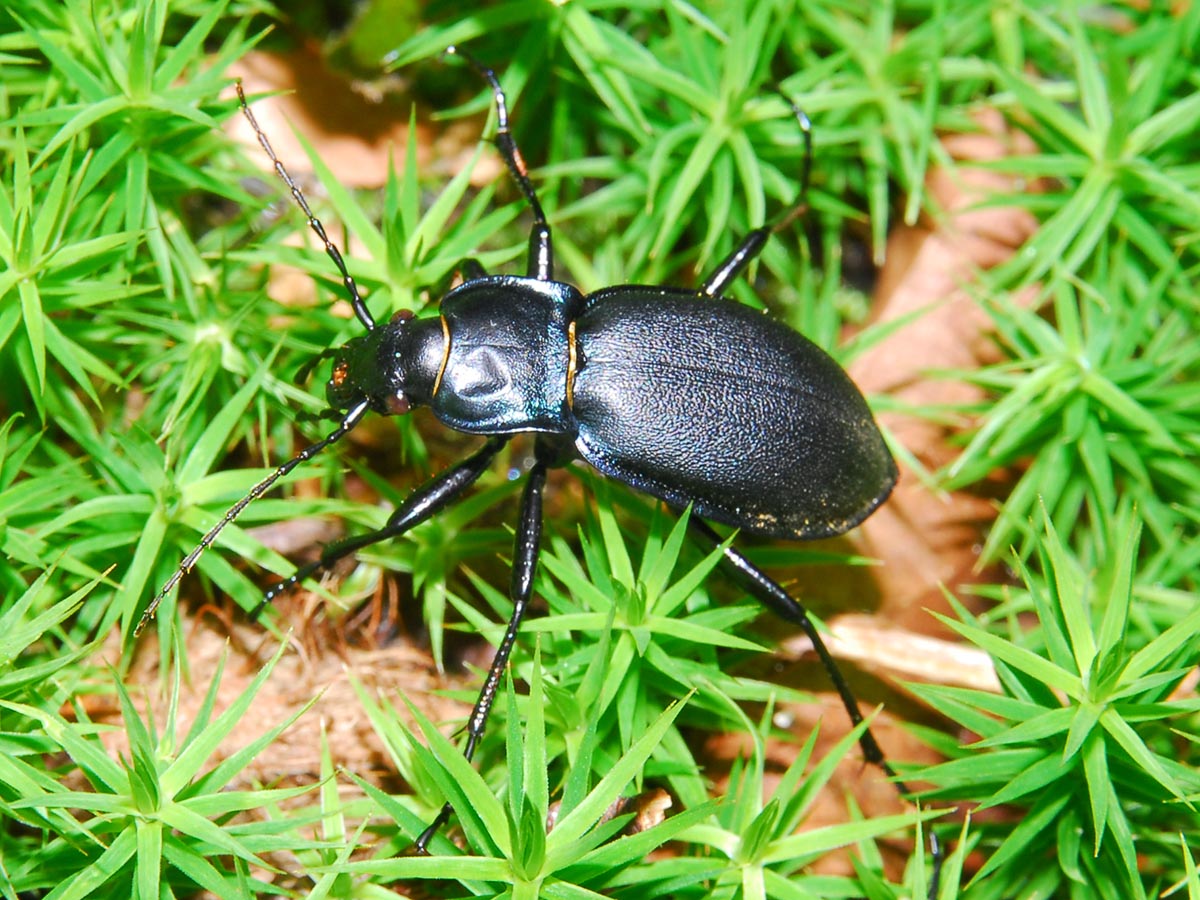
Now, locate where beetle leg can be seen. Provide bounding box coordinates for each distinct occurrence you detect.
[690,519,912,794]
[445,46,554,282]
[700,101,813,298]
[464,444,547,757]
[414,437,553,852]
[250,436,509,619]
[700,228,772,297]
[294,347,341,386]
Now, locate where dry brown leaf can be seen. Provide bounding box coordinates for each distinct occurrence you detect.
[848,108,1042,632]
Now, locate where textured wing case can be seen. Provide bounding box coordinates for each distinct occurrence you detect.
[571,289,896,539]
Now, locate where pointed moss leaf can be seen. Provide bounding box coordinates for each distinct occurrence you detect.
[134,820,162,900]
[525,649,550,821]
[564,801,718,876]
[656,539,729,619]
[641,505,691,600]
[969,790,1071,886]
[1121,601,1200,685]
[982,751,1072,809]
[8,700,124,793]
[739,798,781,864]
[42,828,137,900]
[1061,701,1102,762]
[177,345,279,485]
[157,803,270,869]
[548,694,691,854]
[156,0,231,85]
[972,707,1073,749]
[512,795,546,881]
[344,852,510,882]
[764,809,937,865]
[1081,731,1111,855]
[1097,707,1187,802]
[596,500,634,588]
[951,616,1081,698]
[160,641,289,797]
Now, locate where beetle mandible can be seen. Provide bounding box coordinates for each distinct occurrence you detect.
[140,46,913,852]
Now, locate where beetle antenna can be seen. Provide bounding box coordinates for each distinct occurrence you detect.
[236,82,377,332]
[136,400,370,635]
[444,45,554,281]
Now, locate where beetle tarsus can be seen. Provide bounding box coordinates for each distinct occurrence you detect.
[411,438,551,852]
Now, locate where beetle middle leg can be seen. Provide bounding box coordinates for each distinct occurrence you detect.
[252,431,562,851]
[701,99,814,298]
[413,434,568,852]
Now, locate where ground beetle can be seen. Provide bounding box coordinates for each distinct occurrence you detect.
[140,47,931,864]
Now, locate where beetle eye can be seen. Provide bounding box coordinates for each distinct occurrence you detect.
[386,392,411,415]
[391,308,415,323]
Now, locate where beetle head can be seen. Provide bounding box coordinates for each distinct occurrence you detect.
[325,309,442,416]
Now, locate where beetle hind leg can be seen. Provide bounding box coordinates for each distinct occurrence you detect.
[692,520,951,889]
[690,520,910,791]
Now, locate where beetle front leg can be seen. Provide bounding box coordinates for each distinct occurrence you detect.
[446,45,555,282]
[459,258,488,282]
[250,436,509,619]
[413,438,551,852]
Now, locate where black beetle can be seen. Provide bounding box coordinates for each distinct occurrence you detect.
[140,47,921,857]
